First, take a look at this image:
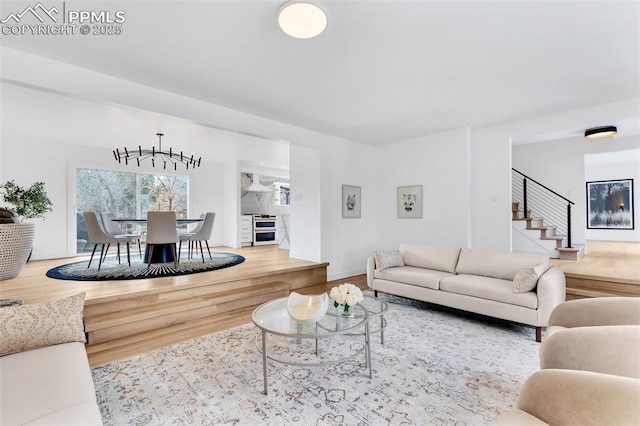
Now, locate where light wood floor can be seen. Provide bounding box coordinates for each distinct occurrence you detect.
[552,240,640,282]
[0,245,327,305]
[2,245,340,365]
[552,240,640,299]
[2,241,636,365]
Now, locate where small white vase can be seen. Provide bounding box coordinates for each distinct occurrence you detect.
[336,303,355,319]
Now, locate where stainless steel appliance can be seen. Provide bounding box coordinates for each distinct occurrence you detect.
[253,215,277,245]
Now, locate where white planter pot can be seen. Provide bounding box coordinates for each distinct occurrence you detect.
[0,223,35,280]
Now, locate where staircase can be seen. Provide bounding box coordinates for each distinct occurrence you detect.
[512,202,582,260]
[512,169,583,261]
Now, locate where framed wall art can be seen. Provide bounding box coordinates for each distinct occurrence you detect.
[586,178,634,230]
[342,185,361,218]
[397,185,423,218]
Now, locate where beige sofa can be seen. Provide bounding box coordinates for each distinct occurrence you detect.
[0,293,103,425]
[367,244,566,341]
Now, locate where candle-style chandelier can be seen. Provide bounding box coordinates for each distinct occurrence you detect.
[113,133,202,170]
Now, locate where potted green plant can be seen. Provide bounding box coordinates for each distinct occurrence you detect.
[0,180,52,280]
[1,180,52,221]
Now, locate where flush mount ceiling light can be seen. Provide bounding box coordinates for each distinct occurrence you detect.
[277,1,327,39]
[113,133,201,170]
[584,126,618,139]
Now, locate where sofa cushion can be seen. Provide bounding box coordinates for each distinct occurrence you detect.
[513,263,548,294]
[440,274,538,309]
[398,244,461,273]
[0,293,86,356]
[455,249,550,280]
[375,266,454,290]
[0,342,99,425]
[374,249,405,271]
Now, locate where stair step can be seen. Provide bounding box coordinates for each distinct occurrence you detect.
[86,288,288,344]
[566,288,612,298]
[86,305,258,366]
[557,247,582,261]
[540,236,564,241]
[85,281,289,331]
[527,226,555,231]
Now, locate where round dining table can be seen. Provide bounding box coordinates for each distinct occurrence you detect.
[112,218,203,263]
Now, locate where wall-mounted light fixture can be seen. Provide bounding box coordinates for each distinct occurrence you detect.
[113,133,201,170]
[277,1,327,39]
[584,126,617,139]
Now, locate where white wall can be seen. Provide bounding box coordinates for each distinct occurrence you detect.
[375,127,472,249]
[2,47,639,272]
[513,136,640,244]
[0,83,289,259]
[512,136,588,245]
[585,148,640,242]
[471,98,640,252]
[319,138,378,280]
[289,145,322,262]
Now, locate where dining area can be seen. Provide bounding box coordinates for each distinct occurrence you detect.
[81,211,216,271]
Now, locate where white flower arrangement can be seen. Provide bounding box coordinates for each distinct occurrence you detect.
[329,283,364,311]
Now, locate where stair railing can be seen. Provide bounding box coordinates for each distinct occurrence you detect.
[512,168,575,248]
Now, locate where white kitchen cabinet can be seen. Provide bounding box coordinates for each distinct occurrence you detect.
[240,215,253,246]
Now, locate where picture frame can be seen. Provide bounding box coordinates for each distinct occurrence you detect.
[397,185,423,218]
[341,185,361,218]
[586,178,634,230]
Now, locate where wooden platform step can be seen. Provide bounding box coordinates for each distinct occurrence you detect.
[86,284,288,344]
[85,281,288,335]
[83,263,329,367]
[565,273,640,300]
[86,305,259,366]
[557,247,582,261]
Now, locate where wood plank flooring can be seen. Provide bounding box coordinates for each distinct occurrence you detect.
[2,241,635,366]
[0,245,336,366]
[551,240,640,299]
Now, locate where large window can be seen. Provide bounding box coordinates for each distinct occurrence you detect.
[76,168,188,253]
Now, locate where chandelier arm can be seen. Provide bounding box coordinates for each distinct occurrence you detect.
[113,134,201,169]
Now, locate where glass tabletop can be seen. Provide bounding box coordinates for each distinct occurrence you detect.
[358,295,389,317]
[252,297,368,338]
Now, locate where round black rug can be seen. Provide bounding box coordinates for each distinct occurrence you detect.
[46,252,245,281]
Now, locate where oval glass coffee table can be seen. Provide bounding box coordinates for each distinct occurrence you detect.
[252,297,371,395]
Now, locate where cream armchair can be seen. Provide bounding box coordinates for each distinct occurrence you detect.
[545,297,640,335]
[493,369,640,425]
[540,297,640,378]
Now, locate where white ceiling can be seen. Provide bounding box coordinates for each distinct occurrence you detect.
[1,0,638,146]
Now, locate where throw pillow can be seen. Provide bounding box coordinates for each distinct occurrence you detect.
[513,263,548,294]
[374,249,405,271]
[0,293,86,356]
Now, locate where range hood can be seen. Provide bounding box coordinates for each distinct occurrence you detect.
[245,175,273,192]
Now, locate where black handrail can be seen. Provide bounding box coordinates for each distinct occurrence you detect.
[512,168,574,205]
[512,168,575,249]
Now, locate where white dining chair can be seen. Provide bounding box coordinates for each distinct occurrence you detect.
[83,212,132,270]
[146,211,179,269]
[179,212,215,263]
[178,213,204,258]
[100,212,142,260]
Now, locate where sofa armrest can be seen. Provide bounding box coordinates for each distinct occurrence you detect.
[548,297,640,328]
[535,266,566,326]
[366,256,375,289]
[540,325,640,379]
[494,369,640,425]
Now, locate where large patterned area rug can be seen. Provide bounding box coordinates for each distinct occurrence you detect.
[91,295,539,425]
[45,252,245,281]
